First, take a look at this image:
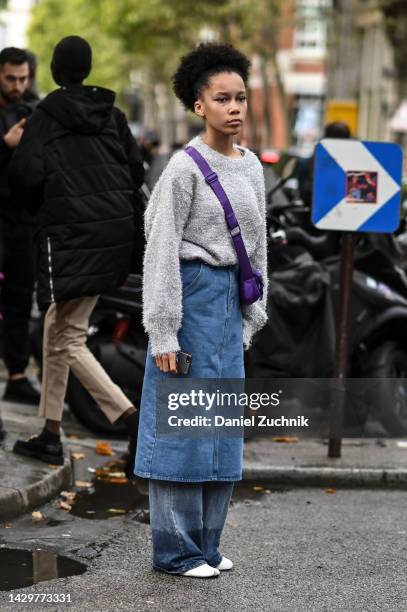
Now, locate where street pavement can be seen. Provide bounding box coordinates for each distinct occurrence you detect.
[1,485,407,611]
[2,378,407,610]
[0,399,71,521]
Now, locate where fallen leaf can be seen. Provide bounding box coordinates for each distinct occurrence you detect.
[32,511,43,521]
[324,488,337,494]
[252,486,265,492]
[57,500,72,511]
[3,523,12,528]
[95,468,126,479]
[75,480,92,488]
[271,436,299,443]
[107,508,126,514]
[47,464,60,468]
[71,452,85,460]
[101,477,128,485]
[95,441,115,456]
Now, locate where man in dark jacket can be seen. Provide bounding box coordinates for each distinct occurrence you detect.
[0,47,40,410]
[10,36,144,477]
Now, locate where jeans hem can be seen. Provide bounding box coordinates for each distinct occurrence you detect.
[206,556,222,568]
[153,560,208,575]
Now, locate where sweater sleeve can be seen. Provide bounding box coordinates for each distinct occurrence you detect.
[242,163,269,350]
[142,154,194,357]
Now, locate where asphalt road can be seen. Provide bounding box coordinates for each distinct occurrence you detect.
[0,363,406,611]
[1,480,407,611]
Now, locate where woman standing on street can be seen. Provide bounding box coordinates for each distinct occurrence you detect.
[134,42,268,578]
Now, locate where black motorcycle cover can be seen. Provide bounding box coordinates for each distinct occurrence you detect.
[247,256,336,378]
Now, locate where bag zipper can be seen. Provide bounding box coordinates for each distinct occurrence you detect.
[46,236,55,302]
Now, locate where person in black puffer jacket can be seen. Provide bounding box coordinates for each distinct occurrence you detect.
[9,36,143,476]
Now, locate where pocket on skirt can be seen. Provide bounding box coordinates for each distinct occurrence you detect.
[181,260,204,296]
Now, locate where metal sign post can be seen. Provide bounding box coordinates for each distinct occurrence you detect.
[312,138,402,458]
[328,232,355,458]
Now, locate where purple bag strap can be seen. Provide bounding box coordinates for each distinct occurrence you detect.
[185,145,253,280]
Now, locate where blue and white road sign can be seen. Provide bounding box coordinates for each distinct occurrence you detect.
[312,139,403,233]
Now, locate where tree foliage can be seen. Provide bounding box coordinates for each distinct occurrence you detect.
[28,0,130,96]
[28,0,285,146]
[29,0,283,92]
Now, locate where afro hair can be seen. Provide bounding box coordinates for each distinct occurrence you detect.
[172,42,251,112]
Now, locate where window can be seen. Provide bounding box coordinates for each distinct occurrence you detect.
[294,0,331,54]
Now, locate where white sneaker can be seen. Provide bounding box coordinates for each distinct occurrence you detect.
[216,556,233,571]
[182,564,220,578]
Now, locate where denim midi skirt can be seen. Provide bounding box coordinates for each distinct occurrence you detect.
[134,259,245,482]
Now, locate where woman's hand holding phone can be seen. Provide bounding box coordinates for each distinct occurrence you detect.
[155,352,178,373]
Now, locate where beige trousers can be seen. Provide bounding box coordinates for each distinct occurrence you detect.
[38,296,131,423]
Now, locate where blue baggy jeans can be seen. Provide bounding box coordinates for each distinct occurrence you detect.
[149,479,234,573]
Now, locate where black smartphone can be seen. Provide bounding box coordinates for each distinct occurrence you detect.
[176,351,192,375]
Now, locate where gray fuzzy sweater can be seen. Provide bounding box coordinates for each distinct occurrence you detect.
[142,134,268,357]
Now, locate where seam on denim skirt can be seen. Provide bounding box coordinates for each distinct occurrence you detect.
[216,273,230,378]
[218,269,233,378]
[146,356,158,475]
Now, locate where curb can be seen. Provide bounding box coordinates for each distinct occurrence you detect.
[242,463,407,488]
[0,453,72,522]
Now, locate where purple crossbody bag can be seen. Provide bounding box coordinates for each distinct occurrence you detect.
[185,145,264,305]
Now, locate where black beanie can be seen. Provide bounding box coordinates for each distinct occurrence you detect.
[51,36,92,85]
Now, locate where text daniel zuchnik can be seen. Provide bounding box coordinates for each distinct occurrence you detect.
[167,415,310,427]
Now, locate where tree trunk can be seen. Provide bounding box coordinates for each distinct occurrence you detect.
[268,49,291,147]
[260,15,291,149]
[259,54,272,148]
[246,87,259,150]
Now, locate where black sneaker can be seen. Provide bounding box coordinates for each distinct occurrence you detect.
[13,434,64,465]
[4,377,41,405]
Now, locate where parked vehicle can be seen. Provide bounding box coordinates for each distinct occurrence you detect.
[246,164,407,435]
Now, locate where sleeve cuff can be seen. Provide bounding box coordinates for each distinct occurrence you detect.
[242,304,268,351]
[144,317,181,357]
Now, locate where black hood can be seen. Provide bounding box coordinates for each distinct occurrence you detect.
[39,85,115,134]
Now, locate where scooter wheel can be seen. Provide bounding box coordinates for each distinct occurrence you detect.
[364,341,407,436]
